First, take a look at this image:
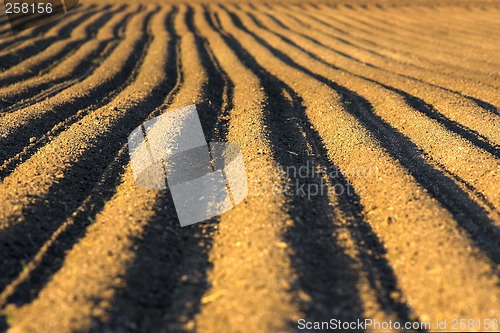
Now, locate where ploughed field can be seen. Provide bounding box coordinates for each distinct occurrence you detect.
[0,1,499,332]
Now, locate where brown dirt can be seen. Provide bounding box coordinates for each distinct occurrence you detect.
[0,1,499,332]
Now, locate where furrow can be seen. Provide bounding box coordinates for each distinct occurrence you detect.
[387,5,500,44]
[258,5,500,144]
[0,5,101,70]
[0,6,131,113]
[193,3,311,331]
[91,5,230,331]
[0,9,135,177]
[275,4,500,112]
[215,4,500,324]
[279,4,500,94]
[0,5,127,89]
[196,4,418,330]
[0,5,157,303]
[235,3,500,251]
[286,4,500,89]
[0,6,150,171]
[0,5,196,333]
[311,5,500,84]
[0,7,182,332]
[0,4,96,52]
[341,5,500,65]
[246,4,500,216]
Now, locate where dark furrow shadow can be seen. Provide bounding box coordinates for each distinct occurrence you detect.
[212,6,422,330]
[243,9,500,211]
[0,6,128,112]
[0,5,127,88]
[432,160,499,213]
[257,7,500,117]
[185,5,232,140]
[310,6,500,83]
[0,7,78,49]
[0,316,5,331]
[0,3,91,51]
[281,5,380,49]
[95,5,232,332]
[341,9,497,56]
[275,4,443,77]
[245,12,500,210]
[300,6,405,50]
[464,96,500,117]
[95,190,215,333]
[367,5,500,44]
[287,3,491,86]
[243,11,500,161]
[0,6,174,308]
[0,7,151,178]
[1,146,129,306]
[222,6,500,267]
[211,5,365,325]
[377,84,500,159]
[0,6,103,70]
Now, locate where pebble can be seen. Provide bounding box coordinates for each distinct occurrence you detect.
[297,289,312,303]
[275,241,288,249]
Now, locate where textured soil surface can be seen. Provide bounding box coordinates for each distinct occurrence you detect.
[0,0,499,332]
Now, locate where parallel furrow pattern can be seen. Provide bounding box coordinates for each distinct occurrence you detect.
[0,2,498,333]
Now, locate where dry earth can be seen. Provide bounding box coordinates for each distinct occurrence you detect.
[0,0,499,332]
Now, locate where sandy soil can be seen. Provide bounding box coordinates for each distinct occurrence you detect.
[0,0,499,332]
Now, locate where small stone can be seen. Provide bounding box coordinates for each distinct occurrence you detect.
[390,290,401,300]
[29,137,36,143]
[297,289,312,303]
[420,313,431,322]
[275,241,288,249]
[185,321,195,330]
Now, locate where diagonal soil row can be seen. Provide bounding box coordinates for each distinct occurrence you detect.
[1,6,191,332]
[0,2,498,332]
[0,6,129,112]
[245,4,500,221]
[0,8,137,182]
[0,5,183,332]
[0,5,158,307]
[294,4,500,89]
[192,4,307,332]
[380,5,500,49]
[0,4,97,52]
[322,5,500,77]
[0,6,151,170]
[0,6,102,70]
[214,3,499,323]
[234,5,500,235]
[254,4,500,148]
[0,5,127,91]
[339,5,500,65]
[276,4,500,108]
[196,5,417,331]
